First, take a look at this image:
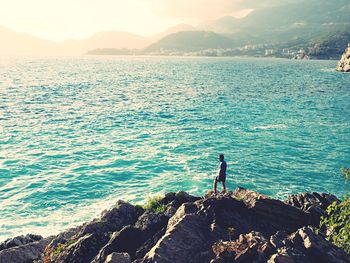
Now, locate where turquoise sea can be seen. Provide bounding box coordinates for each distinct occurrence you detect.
[0,56,349,241]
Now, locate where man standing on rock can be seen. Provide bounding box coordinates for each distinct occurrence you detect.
[214,154,227,194]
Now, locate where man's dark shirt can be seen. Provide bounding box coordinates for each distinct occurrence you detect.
[219,161,227,176]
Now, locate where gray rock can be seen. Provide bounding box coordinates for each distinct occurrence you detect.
[78,200,141,236]
[268,247,311,263]
[104,252,131,263]
[94,212,169,262]
[212,231,273,262]
[0,236,52,263]
[336,42,350,72]
[296,227,350,263]
[285,192,339,226]
[233,187,311,231]
[93,226,143,262]
[0,234,42,251]
[45,200,140,262]
[142,203,211,263]
[211,226,350,263]
[57,232,109,263]
[134,211,168,232]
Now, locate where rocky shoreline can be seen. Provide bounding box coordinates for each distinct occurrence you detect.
[336,42,350,72]
[0,188,349,263]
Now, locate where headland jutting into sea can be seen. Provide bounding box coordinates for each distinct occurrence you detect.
[0,188,349,263]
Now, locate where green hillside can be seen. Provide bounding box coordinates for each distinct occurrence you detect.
[144,31,236,53]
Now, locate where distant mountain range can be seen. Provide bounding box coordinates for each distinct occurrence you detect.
[1,0,350,59]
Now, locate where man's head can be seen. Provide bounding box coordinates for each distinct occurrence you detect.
[219,154,224,161]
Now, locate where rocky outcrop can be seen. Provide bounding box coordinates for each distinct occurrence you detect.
[211,227,349,263]
[0,234,42,251]
[336,42,350,72]
[45,200,143,263]
[2,188,348,263]
[285,192,339,226]
[0,236,53,263]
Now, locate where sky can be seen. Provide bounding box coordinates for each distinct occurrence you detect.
[0,0,261,41]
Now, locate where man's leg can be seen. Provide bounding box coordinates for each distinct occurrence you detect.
[213,178,218,194]
[222,181,226,192]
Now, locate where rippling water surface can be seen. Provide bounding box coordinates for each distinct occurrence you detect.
[0,56,349,240]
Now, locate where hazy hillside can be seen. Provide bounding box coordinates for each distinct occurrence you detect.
[144,0,350,57]
[0,28,152,55]
[0,25,195,55]
[144,31,236,53]
[58,31,151,54]
[197,16,240,35]
[235,0,350,44]
[0,26,55,55]
[1,0,349,57]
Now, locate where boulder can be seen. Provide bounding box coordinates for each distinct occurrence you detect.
[336,42,350,72]
[212,231,273,262]
[52,232,109,263]
[0,234,42,251]
[285,192,339,226]
[133,212,169,259]
[233,188,311,231]
[93,226,143,262]
[293,227,350,263]
[0,236,52,263]
[142,203,212,263]
[45,200,141,263]
[77,200,142,236]
[210,227,350,263]
[134,211,168,233]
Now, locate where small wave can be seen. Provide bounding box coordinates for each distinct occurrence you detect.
[320,68,336,73]
[253,124,288,130]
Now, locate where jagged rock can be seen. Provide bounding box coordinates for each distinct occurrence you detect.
[212,231,273,262]
[268,247,310,263]
[269,231,289,248]
[53,233,109,263]
[104,252,131,263]
[211,227,350,263]
[5,189,349,263]
[174,191,201,203]
[161,191,200,218]
[93,211,169,262]
[133,212,169,259]
[336,42,350,72]
[45,200,141,263]
[160,191,200,206]
[78,200,142,236]
[45,226,81,255]
[0,236,52,263]
[93,226,143,262]
[233,188,311,231]
[142,203,212,263]
[164,202,178,218]
[285,192,339,210]
[294,227,350,263]
[285,192,339,226]
[135,227,167,260]
[134,211,168,233]
[0,234,42,251]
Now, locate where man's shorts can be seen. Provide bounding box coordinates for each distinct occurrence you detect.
[215,175,226,183]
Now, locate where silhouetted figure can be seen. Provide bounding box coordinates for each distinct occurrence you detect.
[214,154,227,194]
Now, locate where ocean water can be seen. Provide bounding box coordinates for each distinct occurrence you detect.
[0,56,349,241]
